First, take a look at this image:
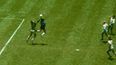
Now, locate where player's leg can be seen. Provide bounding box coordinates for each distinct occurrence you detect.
[111,25,113,34]
[101,31,104,40]
[41,25,46,36]
[37,29,41,32]
[108,25,111,34]
[31,31,36,44]
[107,49,112,58]
[111,49,116,56]
[26,32,32,42]
[43,27,46,33]
[37,26,42,32]
[105,30,108,37]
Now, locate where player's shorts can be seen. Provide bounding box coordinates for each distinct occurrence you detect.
[109,24,113,27]
[40,25,45,30]
[30,29,36,32]
[102,29,107,33]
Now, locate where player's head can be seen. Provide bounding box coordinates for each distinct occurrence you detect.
[40,14,43,17]
[31,18,36,23]
[39,14,43,19]
[108,35,112,40]
[103,21,106,24]
[31,20,34,23]
[31,18,35,22]
[108,16,111,19]
[113,15,115,18]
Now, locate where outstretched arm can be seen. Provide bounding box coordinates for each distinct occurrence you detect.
[37,17,41,23]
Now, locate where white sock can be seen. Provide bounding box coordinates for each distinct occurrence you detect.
[37,30,40,32]
[41,32,45,36]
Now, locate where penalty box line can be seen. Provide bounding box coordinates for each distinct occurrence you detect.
[0,19,25,55]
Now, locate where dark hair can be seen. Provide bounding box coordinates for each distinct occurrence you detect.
[103,21,106,24]
[113,15,115,18]
[108,36,112,40]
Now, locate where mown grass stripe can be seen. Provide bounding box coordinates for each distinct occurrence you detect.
[75,0,116,65]
[0,0,15,12]
[54,0,96,65]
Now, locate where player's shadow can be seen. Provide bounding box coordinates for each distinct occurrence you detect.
[102,40,107,44]
[32,43,48,46]
[111,34,115,36]
[108,57,115,61]
[38,43,48,46]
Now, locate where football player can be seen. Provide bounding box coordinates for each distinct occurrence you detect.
[108,15,115,35]
[101,21,108,40]
[37,14,46,36]
[107,36,116,59]
[26,20,37,44]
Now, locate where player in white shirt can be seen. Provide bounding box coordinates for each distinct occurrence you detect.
[107,36,116,59]
[101,21,108,40]
[108,15,115,35]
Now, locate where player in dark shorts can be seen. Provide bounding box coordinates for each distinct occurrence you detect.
[37,14,46,36]
[108,15,115,35]
[107,36,116,59]
[101,21,108,40]
[26,20,37,44]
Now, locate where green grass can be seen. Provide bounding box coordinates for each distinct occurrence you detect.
[0,0,116,65]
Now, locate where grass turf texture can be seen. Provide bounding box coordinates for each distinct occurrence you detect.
[0,0,116,65]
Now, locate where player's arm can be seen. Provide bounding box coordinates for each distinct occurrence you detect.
[37,18,41,23]
[37,14,43,23]
[108,44,112,49]
[31,21,33,28]
[113,19,115,24]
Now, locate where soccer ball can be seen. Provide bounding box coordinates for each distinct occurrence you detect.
[75,49,80,51]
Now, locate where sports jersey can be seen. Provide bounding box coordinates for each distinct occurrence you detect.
[108,40,114,49]
[103,23,108,30]
[31,21,36,30]
[40,18,46,26]
[110,17,115,25]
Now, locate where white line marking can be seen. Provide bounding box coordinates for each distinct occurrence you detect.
[0,19,25,55]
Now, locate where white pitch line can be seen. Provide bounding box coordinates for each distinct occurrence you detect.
[0,19,25,55]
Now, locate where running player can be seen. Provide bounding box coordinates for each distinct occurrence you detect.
[26,20,37,44]
[108,15,115,35]
[107,36,116,59]
[101,21,108,40]
[37,14,46,36]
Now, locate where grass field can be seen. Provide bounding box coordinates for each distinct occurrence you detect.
[0,0,116,65]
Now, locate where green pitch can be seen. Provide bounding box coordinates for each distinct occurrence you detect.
[0,0,116,65]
